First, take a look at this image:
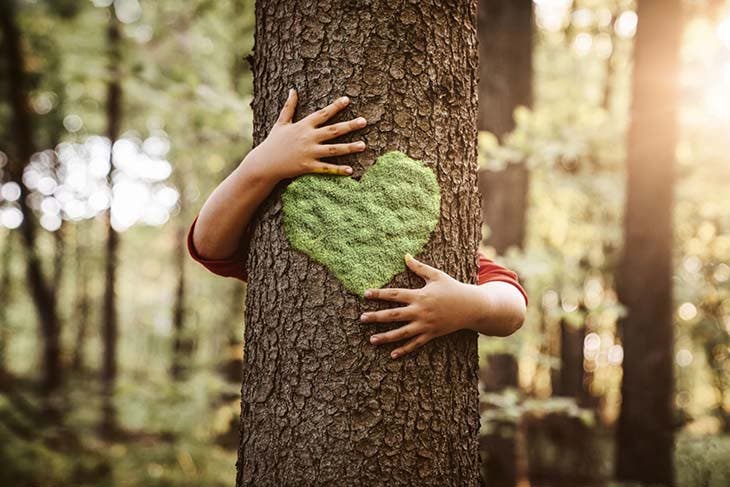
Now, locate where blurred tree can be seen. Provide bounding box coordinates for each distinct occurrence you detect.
[237,1,482,485]
[71,222,91,372]
[478,0,532,253]
[554,308,587,400]
[171,169,191,380]
[0,231,11,374]
[476,1,533,485]
[0,0,62,402]
[614,0,682,484]
[101,6,122,437]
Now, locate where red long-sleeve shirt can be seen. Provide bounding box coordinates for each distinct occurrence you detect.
[186,215,528,306]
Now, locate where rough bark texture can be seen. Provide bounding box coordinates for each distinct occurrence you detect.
[614,0,681,484]
[1,0,62,398]
[101,10,122,437]
[476,0,532,254]
[238,1,482,485]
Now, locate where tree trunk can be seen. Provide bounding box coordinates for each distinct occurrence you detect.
[0,230,12,374]
[219,280,245,386]
[71,222,91,372]
[614,1,681,484]
[477,0,532,254]
[0,0,62,398]
[480,353,519,487]
[476,2,533,485]
[238,1,482,485]
[554,318,586,399]
[170,221,189,380]
[101,9,122,437]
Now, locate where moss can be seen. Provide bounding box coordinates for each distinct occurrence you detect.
[282,150,441,296]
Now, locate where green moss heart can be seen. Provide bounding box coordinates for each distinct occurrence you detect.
[281,150,441,297]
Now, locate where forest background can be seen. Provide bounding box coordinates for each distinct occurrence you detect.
[1,0,729,486]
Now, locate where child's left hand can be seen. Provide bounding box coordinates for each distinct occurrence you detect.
[359,254,496,359]
[360,254,526,359]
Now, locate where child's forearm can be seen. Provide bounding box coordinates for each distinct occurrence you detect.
[464,281,527,337]
[360,256,527,358]
[193,149,276,260]
[192,89,367,261]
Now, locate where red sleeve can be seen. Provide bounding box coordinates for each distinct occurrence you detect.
[186,214,251,281]
[477,251,528,306]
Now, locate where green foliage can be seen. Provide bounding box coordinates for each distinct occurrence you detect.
[602,435,730,487]
[0,372,239,487]
[282,151,441,296]
[480,388,595,436]
[2,0,730,485]
[676,434,730,487]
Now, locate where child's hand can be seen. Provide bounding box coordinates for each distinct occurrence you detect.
[246,88,367,183]
[360,254,485,359]
[360,254,526,359]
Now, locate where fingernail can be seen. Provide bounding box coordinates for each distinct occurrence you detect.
[340,96,350,104]
[405,253,413,262]
[370,335,379,344]
[357,117,367,126]
[360,313,369,321]
[289,88,294,97]
[357,141,366,150]
[345,166,353,174]
[391,351,399,359]
[364,289,372,298]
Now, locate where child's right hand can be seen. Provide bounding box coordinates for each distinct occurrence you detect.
[245,88,367,183]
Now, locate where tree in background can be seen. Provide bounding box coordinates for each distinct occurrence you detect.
[0,0,62,403]
[478,0,532,253]
[0,232,12,374]
[615,0,682,484]
[170,169,191,380]
[476,1,533,485]
[238,0,482,484]
[100,6,123,437]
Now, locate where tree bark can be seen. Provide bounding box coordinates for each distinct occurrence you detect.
[0,0,62,398]
[614,0,681,484]
[238,1,482,485]
[101,9,122,437]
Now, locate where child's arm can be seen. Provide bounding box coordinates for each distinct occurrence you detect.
[192,89,367,261]
[360,254,527,359]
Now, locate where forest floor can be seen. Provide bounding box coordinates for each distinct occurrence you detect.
[2,372,729,486]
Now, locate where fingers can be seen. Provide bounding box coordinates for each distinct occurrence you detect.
[304,95,351,126]
[391,334,432,359]
[360,305,417,324]
[314,141,366,158]
[314,117,367,141]
[307,162,353,176]
[368,323,421,346]
[276,88,298,124]
[363,287,417,303]
[405,253,440,281]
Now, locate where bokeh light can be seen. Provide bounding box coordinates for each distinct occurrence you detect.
[0,134,179,231]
